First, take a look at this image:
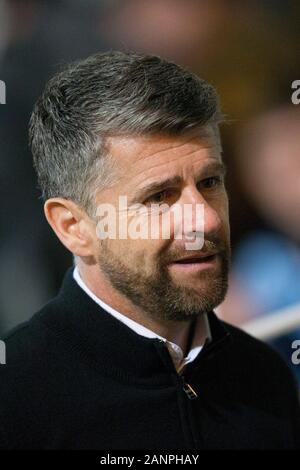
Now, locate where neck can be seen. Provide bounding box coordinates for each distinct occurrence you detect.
[76,260,193,353]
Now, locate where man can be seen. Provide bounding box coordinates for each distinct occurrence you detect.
[0,51,299,449]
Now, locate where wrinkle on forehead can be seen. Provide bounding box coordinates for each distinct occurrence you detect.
[133,155,222,191]
[106,127,221,182]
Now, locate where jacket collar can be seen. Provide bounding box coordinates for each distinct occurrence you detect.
[40,267,231,385]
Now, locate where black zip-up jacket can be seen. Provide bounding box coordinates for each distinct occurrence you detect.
[0,268,299,449]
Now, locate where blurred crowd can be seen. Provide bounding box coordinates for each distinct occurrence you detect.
[0,0,300,380]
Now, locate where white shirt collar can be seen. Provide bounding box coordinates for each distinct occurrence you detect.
[73,266,211,373]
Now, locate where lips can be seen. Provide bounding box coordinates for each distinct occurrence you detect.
[172,253,218,264]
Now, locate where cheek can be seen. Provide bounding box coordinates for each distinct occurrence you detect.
[216,189,230,216]
[205,190,230,222]
[221,199,230,226]
[103,236,164,275]
[126,208,172,250]
[214,196,230,242]
[221,201,231,234]
[131,238,168,274]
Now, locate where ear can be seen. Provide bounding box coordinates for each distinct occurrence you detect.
[44,198,96,258]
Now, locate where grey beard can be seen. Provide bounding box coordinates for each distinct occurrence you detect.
[97,244,230,323]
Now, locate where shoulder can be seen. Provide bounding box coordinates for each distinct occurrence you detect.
[0,298,74,448]
[210,318,300,449]
[223,319,291,369]
[0,296,72,390]
[220,319,299,398]
[0,297,66,368]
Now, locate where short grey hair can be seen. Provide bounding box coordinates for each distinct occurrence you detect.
[29,50,223,214]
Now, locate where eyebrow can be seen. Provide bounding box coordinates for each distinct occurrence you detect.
[131,161,227,203]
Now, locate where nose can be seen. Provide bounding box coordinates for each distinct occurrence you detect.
[203,202,223,237]
[179,186,223,238]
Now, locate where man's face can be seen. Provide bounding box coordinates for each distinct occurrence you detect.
[93,126,231,322]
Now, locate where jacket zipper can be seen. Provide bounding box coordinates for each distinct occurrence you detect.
[177,373,199,449]
[155,338,199,399]
[180,374,198,399]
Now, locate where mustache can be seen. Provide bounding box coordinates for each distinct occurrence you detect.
[160,239,230,265]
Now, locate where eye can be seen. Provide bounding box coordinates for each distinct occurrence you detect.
[144,188,177,205]
[198,176,223,190]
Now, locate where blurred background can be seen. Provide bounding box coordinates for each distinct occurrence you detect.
[0,0,300,383]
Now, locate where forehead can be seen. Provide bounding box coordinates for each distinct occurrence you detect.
[106,126,222,184]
